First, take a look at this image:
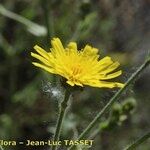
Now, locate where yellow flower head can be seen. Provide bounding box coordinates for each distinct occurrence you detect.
[31,38,124,88]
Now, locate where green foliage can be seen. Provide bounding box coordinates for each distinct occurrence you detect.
[100,98,137,131]
[12,80,39,106]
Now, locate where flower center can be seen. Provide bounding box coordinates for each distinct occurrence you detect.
[69,65,83,82]
[72,65,82,76]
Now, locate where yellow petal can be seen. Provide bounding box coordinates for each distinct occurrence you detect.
[98,81,124,88]
[100,70,122,80]
[34,45,49,60]
[51,38,65,55]
[66,80,75,86]
[100,61,120,74]
[32,62,55,74]
[96,56,113,71]
[67,42,77,51]
[83,45,98,55]
[31,52,52,66]
[74,81,83,87]
[98,56,113,66]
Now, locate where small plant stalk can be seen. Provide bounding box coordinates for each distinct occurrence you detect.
[124,131,150,150]
[41,0,54,44]
[0,145,4,150]
[69,58,150,150]
[51,89,71,150]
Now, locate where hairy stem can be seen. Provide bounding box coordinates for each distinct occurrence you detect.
[124,131,150,150]
[52,89,71,150]
[69,58,150,150]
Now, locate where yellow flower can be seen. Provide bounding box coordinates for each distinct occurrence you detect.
[31,38,124,88]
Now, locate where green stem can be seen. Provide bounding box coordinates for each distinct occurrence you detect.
[0,4,46,36]
[124,131,150,150]
[88,127,100,140]
[0,145,4,150]
[41,0,54,44]
[41,0,56,84]
[68,59,150,150]
[52,89,71,150]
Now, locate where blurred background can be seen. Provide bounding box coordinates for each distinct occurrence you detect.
[0,0,150,150]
